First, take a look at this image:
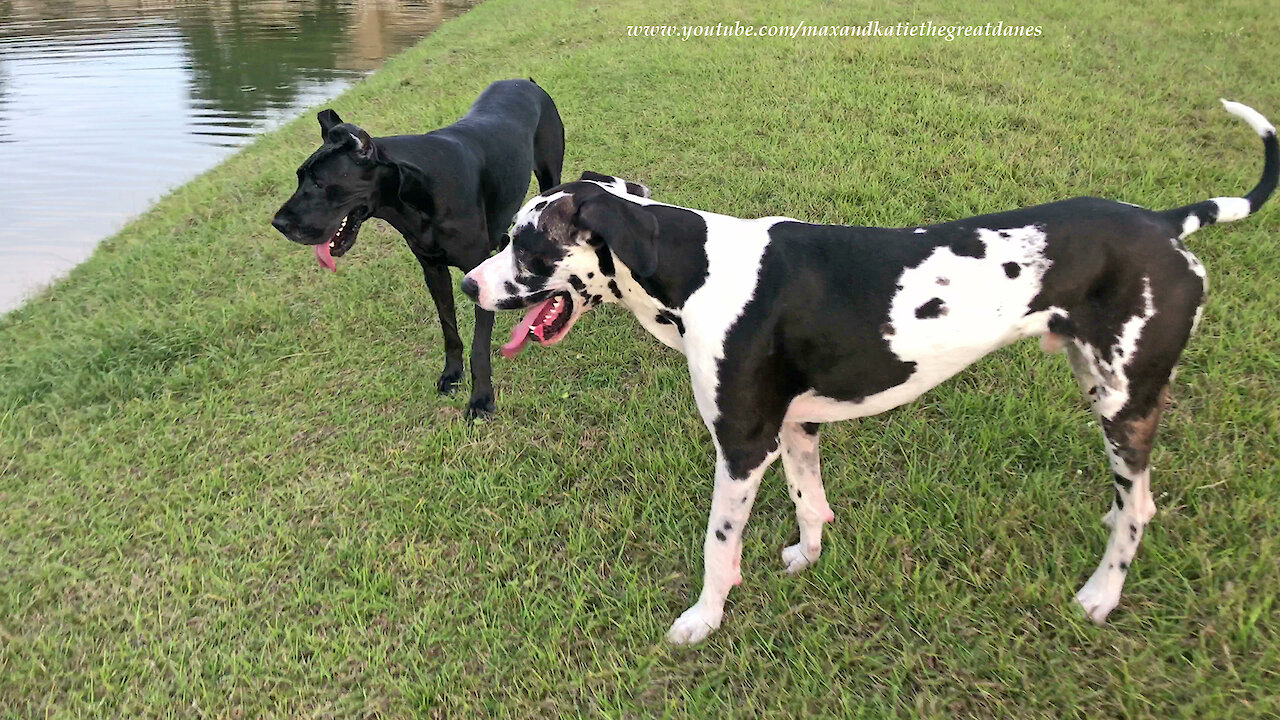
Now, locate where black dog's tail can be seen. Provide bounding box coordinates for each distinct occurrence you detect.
[1161,100,1277,238]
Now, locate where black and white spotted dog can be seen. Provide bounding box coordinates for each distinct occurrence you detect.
[461,102,1276,644]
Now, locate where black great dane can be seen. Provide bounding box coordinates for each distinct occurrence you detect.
[272,79,564,417]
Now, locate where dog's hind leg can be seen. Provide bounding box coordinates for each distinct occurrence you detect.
[1075,379,1167,624]
[779,421,835,573]
[418,259,466,395]
[532,93,564,191]
[533,158,560,194]
[1069,271,1202,623]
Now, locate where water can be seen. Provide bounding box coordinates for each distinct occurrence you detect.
[0,0,474,312]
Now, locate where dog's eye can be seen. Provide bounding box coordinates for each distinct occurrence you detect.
[522,253,554,277]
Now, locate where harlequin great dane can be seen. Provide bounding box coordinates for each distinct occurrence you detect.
[462,101,1276,644]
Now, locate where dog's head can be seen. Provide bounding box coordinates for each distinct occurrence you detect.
[271,109,381,272]
[461,172,653,357]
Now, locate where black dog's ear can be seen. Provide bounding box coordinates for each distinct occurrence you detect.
[396,161,435,216]
[317,109,343,140]
[348,126,375,163]
[325,124,376,163]
[575,192,659,277]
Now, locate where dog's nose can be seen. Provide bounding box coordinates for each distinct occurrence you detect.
[460,276,480,301]
[271,214,293,237]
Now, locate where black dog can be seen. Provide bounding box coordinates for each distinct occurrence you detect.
[272,79,564,417]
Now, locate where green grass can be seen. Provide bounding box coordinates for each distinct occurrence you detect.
[2,0,1279,716]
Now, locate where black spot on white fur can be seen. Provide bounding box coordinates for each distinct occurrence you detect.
[1047,314,1075,338]
[1003,262,1021,278]
[594,242,616,277]
[915,298,946,319]
[949,234,986,258]
[655,310,685,335]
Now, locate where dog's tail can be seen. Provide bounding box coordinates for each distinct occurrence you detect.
[1161,100,1277,238]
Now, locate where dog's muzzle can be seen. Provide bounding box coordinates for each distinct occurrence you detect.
[461,276,480,301]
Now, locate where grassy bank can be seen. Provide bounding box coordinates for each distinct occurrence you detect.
[2,0,1278,715]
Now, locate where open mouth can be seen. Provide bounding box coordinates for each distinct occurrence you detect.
[501,292,579,358]
[314,208,365,272]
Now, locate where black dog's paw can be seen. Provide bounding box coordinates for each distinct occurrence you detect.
[464,392,496,420]
[436,368,464,395]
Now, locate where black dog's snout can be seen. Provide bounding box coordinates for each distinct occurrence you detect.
[460,276,480,301]
[271,212,294,237]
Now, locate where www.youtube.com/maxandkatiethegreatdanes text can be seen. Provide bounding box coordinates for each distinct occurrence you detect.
[625,21,1044,42]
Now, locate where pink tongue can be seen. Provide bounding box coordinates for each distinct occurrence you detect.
[315,242,336,272]
[501,297,556,358]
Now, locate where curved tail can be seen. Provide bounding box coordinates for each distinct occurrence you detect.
[1161,99,1278,238]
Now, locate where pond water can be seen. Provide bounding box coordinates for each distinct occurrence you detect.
[0,0,474,312]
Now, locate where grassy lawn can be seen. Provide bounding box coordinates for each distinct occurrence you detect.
[3,0,1278,715]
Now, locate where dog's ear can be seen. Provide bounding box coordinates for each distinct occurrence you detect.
[396,161,435,216]
[625,180,652,199]
[324,123,376,163]
[575,192,659,277]
[578,171,652,199]
[317,109,343,140]
[348,126,375,163]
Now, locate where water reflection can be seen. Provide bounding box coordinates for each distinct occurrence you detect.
[0,0,472,312]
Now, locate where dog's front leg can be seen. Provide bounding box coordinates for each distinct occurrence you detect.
[465,307,496,418]
[418,261,466,395]
[667,447,780,645]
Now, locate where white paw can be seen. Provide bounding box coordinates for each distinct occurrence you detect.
[1075,576,1121,624]
[665,604,722,645]
[781,543,819,574]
